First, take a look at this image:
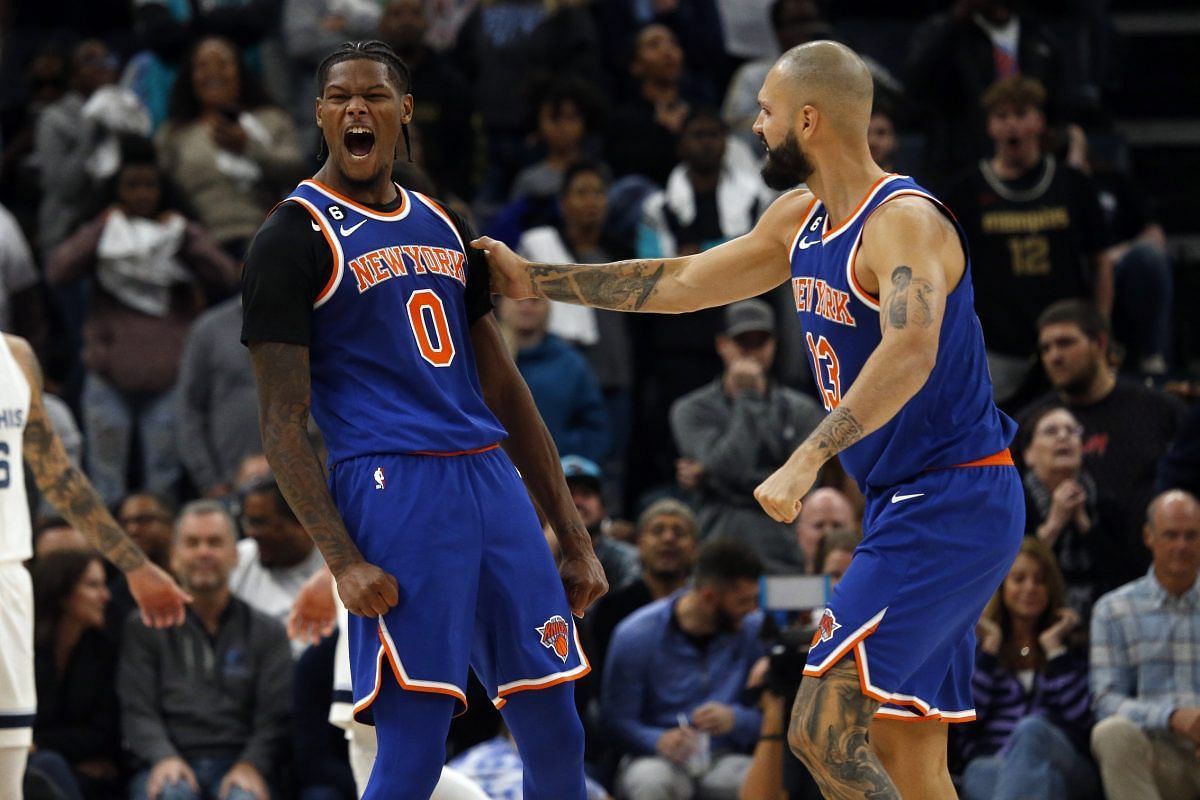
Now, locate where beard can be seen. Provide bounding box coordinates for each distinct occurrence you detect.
[760,130,813,190]
[715,605,743,634]
[1058,358,1101,398]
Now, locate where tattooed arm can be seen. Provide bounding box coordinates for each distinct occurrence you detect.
[471,315,607,616]
[471,190,809,313]
[248,342,398,617]
[754,197,959,522]
[7,335,189,627]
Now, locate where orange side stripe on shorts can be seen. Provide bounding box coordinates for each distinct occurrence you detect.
[952,448,1014,468]
[409,443,501,457]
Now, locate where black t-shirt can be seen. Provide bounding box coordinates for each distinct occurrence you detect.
[241,193,493,346]
[944,156,1113,356]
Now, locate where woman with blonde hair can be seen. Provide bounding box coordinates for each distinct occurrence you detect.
[957,538,1098,800]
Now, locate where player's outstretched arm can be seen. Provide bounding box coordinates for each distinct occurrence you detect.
[249,342,398,618]
[754,198,957,522]
[470,315,607,616]
[470,190,806,314]
[7,335,191,627]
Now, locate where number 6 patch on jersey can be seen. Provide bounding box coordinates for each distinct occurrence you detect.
[806,332,842,410]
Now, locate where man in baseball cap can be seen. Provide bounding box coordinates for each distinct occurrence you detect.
[561,455,639,594]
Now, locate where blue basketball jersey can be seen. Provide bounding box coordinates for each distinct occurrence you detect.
[282,180,506,465]
[789,174,1016,490]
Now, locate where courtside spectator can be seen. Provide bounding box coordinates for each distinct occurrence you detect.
[120,500,291,800]
[603,538,765,800]
[1090,490,1200,800]
[958,539,1096,800]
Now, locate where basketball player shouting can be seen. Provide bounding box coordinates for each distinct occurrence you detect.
[0,334,190,796]
[477,41,1024,799]
[242,41,605,799]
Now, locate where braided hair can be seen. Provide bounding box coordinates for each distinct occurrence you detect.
[314,40,413,163]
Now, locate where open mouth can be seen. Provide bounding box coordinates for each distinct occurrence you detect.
[344,126,375,159]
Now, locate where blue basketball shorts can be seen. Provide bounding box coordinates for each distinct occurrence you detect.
[803,456,1024,722]
[329,446,589,722]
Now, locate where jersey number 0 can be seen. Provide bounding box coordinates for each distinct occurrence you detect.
[407,289,456,367]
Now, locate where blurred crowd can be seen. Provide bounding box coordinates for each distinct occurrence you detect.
[3,0,1199,799]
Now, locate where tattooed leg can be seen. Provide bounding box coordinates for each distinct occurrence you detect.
[869,717,957,799]
[788,661,899,800]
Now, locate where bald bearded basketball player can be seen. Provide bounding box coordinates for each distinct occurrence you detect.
[476,41,1024,799]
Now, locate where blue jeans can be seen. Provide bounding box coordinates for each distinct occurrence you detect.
[83,373,180,507]
[1113,241,1173,368]
[962,715,1099,800]
[129,757,259,800]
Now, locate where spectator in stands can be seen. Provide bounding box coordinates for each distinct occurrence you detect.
[1019,405,1124,621]
[380,0,474,198]
[905,0,1069,183]
[603,538,764,800]
[596,0,726,101]
[34,40,120,258]
[127,0,287,129]
[794,487,857,575]
[282,0,381,147]
[1089,489,1200,800]
[589,499,699,686]
[1066,124,1173,375]
[942,77,1114,406]
[606,23,714,186]
[516,162,633,463]
[120,500,291,800]
[959,538,1096,800]
[1,46,67,218]
[176,297,262,499]
[495,297,611,463]
[233,478,326,633]
[1026,300,1184,578]
[454,0,602,205]
[31,550,122,800]
[156,36,303,259]
[813,528,859,588]
[46,138,239,507]
[31,518,89,561]
[670,299,822,573]
[0,201,42,342]
[868,101,898,173]
[117,493,175,570]
[637,107,772,259]
[562,455,639,594]
[511,78,603,203]
[722,0,832,153]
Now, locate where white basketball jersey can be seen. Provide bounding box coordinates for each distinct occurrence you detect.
[0,336,31,563]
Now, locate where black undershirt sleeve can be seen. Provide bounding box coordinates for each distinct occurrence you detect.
[241,202,331,347]
[440,204,494,323]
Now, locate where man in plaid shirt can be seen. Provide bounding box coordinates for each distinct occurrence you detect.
[1090,489,1200,800]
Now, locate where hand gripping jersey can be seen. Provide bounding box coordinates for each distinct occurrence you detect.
[790,174,1017,490]
[282,180,506,465]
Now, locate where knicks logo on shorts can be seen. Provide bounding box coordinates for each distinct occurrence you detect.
[536,615,570,662]
[811,608,843,647]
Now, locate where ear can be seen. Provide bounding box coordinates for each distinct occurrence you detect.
[799,104,818,138]
[400,93,414,125]
[315,96,324,127]
[1143,523,1155,551]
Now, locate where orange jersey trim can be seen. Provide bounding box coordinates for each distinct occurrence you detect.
[823,173,898,241]
[953,448,1014,469]
[303,179,410,218]
[409,443,501,458]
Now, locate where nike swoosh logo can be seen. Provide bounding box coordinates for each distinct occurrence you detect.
[339,219,367,236]
[797,237,819,250]
[891,492,925,504]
